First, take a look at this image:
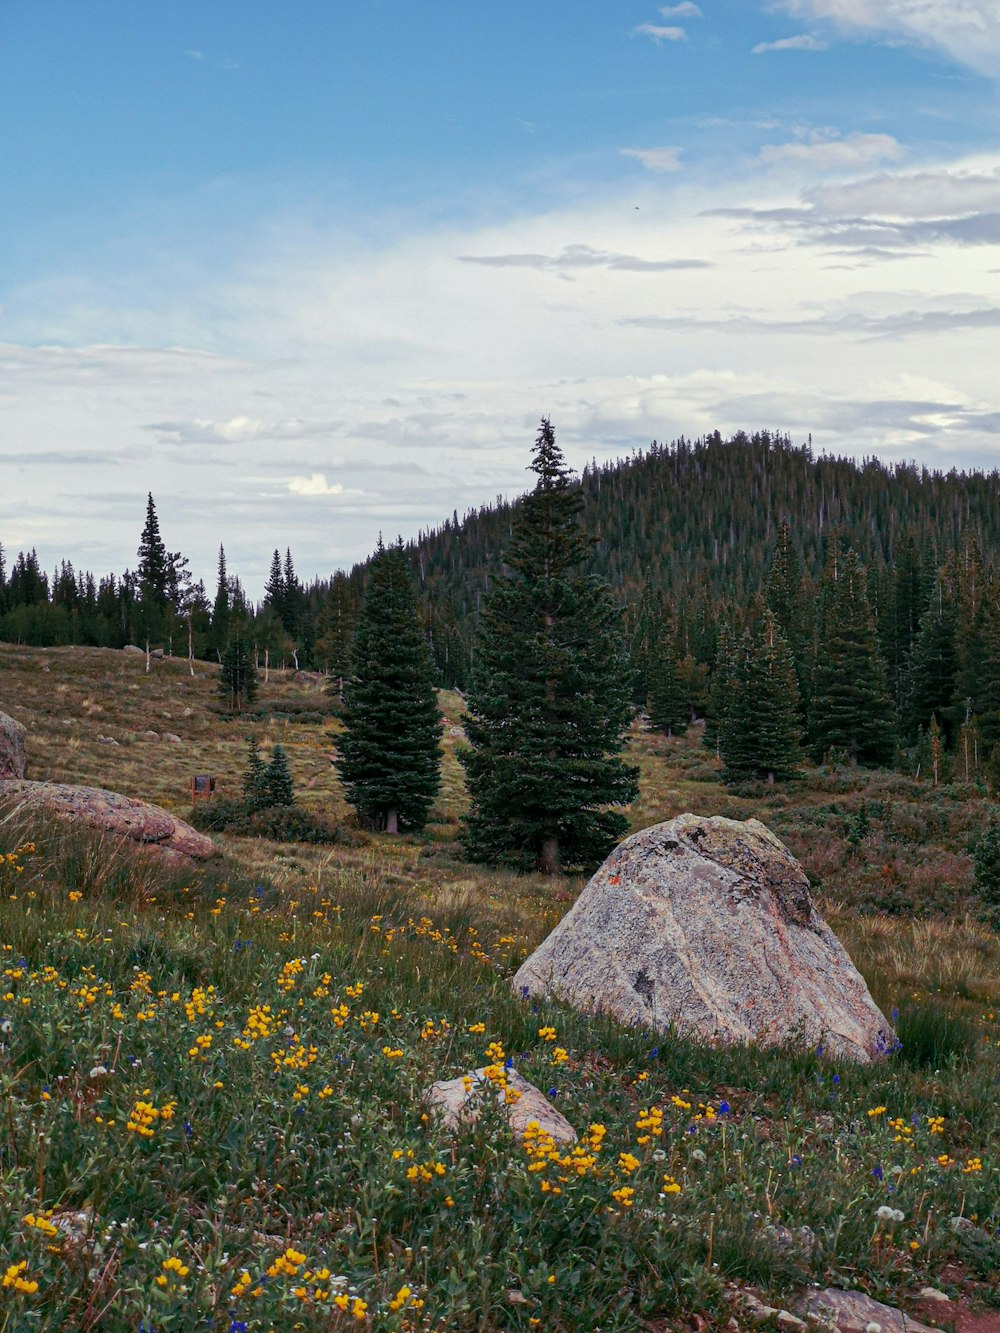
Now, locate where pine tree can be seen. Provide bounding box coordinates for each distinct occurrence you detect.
[336,540,441,833]
[719,613,800,783]
[704,615,737,754]
[900,589,957,742]
[210,545,230,659]
[264,550,286,627]
[241,735,268,810]
[809,550,896,765]
[460,419,638,874]
[263,744,295,807]
[646,628,688,736]
[219,633,259,712]
[136,493,170,643]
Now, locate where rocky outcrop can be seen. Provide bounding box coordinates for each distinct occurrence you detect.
[0,713,28,780]
[426,1067,577,1144]
[513,814,892,1063]
[1,781,218,867]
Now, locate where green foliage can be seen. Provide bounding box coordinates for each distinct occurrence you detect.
[241,735,268,811]
[720,613,800,784]
[809,547,896,766]
[336,540,441,832]
[646,629,688,736]
[263,742,295,808]
[894,999,978,1068]
[1,809,998,1331]
[218,634,259,712]
[972,813,1000,921]
[461,420,639,874]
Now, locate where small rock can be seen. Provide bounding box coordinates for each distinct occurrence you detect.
[765,1224,817,1254]
[797,1289,942,1333]
[96,736,120,746]
[150,648,164,659]
[916,1289,951,1304]
[426,1067,576,1144]
[776,1314,807,1331]
[162,733,182,744]
[122,644,144,654]
[742,1294,780,1324]
[138,730,160,741]
[183,708,192,717]
[949,1215,975,1233]
[506,1290,529,1306]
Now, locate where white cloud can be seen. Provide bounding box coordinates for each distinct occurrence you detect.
[287,473,346,497]
[773,1,1000,76]
[620,146,684,173]
[185,49,204,60]
[660,3,702,16]
[6,149,1000,594]
[759,131,904,169]
[752,33,828,53]
[805,163,1000,217]
[634,23,687,42]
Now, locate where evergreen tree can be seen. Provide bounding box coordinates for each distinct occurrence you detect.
[219,633,259,712]
[210,545,230,659]
[241,735,268,810]
[263,744,295,807]
[900,589,958,742]
[719,612,800,783]
[336,540,441,833]
[646,628,688,735]
[766,519,809,701]
[136,493,169,643]
[264,550,286,626]
[460,419,638,874]
[809,550,896,765]
[704,615,737,754]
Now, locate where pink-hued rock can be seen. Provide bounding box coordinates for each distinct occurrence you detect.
[426,1067,577,1144]
[513,814,892,1064]
[798,1288,943,1333]
[0,712,28,780]
[0,780,219,867]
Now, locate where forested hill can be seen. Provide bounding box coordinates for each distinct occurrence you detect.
[397,430,1000,621]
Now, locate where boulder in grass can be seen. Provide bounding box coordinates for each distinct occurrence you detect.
[0,780,219,869]
[512,814,893,1064]
[797,1288,943,1333]
[0,713,28,780]
[426,1067,577,1144]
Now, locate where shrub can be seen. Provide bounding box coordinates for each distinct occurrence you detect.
[971,814,1000,922]
[893,999,978,1068]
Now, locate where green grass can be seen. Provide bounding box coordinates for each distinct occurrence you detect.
[1,644,999,1329]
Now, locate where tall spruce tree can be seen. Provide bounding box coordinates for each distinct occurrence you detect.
[460,418,638,874]
[646,626,688,736]
[219,633,258,712]
[336,540,441,833]
[719,612,800,783]
[809,549,896,765]
[136,493,170,644]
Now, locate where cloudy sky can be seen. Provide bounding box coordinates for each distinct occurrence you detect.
[3,0,1000,595]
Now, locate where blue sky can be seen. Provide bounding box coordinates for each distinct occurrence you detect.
[3,1,1000,593]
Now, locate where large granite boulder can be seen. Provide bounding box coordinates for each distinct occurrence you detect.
[513,814,892,1063]
[0,712,28,780]
[1,781,219,868]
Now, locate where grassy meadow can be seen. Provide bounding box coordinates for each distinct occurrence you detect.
[0,643,998,1332]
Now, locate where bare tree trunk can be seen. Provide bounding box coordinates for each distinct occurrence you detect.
[145,638,151,674]
[385,809,399,834]
[187,617,195,677]
[264,647,269,684]
[540,835,560,875]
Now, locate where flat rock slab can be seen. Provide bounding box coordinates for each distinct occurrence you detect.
[513,814,892,1063]
[798,1288,943,1333]
[426,1067,577,1144]
[0,712,28,780]
[1,780,219,867]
